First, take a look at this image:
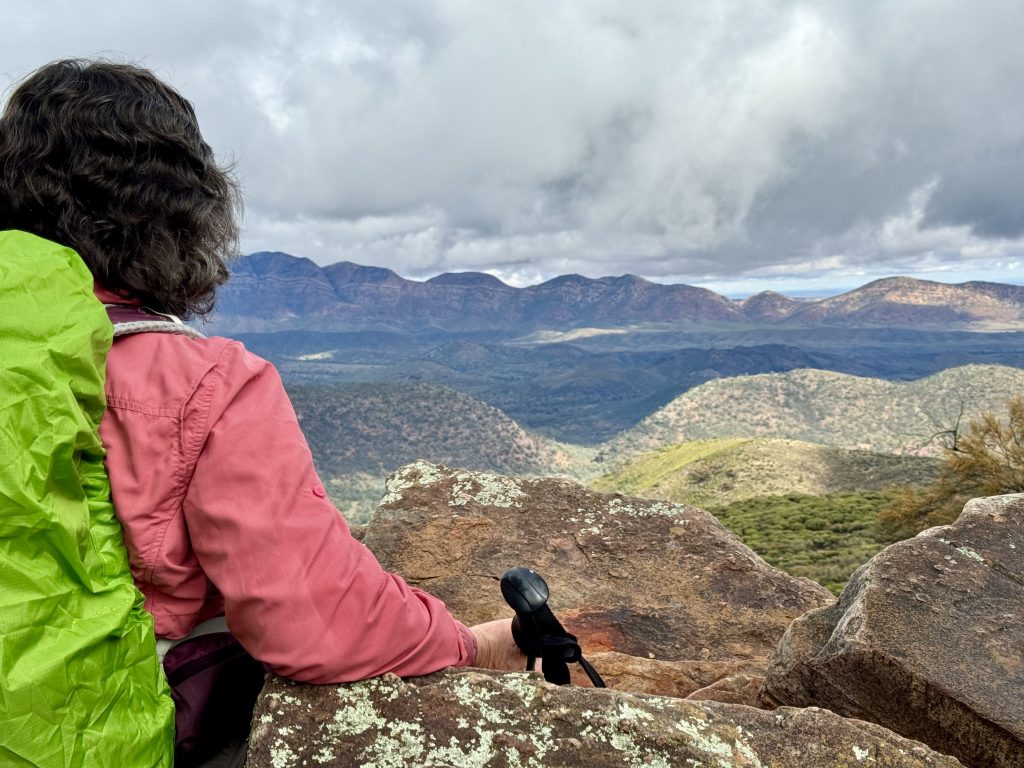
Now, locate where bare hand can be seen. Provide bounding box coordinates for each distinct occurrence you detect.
[468,618,529,672]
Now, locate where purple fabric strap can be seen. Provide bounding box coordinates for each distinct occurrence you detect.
[105,304,172,325]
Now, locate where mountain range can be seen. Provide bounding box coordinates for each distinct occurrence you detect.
[206,252,1024,595]
[211,251,1024,333]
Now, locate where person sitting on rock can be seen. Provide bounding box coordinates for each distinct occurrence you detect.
[0,58,522,763]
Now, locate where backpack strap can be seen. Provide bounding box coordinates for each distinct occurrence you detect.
[105,304,205,339]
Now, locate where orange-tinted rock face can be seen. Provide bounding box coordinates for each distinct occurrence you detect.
[362,461,834,697]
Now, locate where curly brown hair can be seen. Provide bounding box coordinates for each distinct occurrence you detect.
[0,59,241,318]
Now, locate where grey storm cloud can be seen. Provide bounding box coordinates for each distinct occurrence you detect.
[3,0,1024,289]
[924,147,1024,240]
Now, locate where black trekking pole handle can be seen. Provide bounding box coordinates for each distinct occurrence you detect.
[500,567,605,688]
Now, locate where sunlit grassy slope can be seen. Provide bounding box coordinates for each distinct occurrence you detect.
[591,438,940,594]
[591,437,938,509]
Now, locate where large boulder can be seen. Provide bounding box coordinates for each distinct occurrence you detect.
[361,462,834,697]
[246,670,963,767]
[762,493,1024,768]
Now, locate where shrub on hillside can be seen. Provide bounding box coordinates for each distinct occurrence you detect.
[879,395,1024,539]
[709,491,898,595]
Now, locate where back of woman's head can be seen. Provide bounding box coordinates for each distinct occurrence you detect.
[0,59,240,318]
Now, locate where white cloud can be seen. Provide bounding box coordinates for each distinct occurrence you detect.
[2,0,1023,287]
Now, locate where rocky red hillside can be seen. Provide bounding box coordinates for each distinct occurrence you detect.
[784,276,1024,328]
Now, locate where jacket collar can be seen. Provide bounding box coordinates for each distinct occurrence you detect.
[94,283,142,306]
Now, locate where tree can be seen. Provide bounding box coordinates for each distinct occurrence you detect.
[879,395,1024,540]
[922,397,967,453]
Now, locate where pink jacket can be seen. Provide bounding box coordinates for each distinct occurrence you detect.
[98,300,476,683]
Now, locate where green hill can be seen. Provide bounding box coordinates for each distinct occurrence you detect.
[288,381,572,476]
[285,381,590,522]
[597,364,1024,467]
[590,437,939,509]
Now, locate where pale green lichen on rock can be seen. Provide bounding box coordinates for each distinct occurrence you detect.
[447,470,526,508]
[269,739,299,768]
[421,731,497,768]
[380,461,446,506]
[250,665,972,768]
[615,701,656,723]
[449,674,510,725]
[956,546,984,562]
[607,729,661,766]
[313,745,336,764]
[330,679,389,735]
[373,718,429,766]
[669,709,764,768]
[503,746,528,768]
[605,497,685,519]
[491,672,543,707]
[555,697,763,768]
[327,673,569,768]
[345,714,430,768]
[433,674,557,765]
[733,737,765,767]
[937,537,986,563]
[569,508,601,528]
[281,693,308,708]
[382,461,528,510]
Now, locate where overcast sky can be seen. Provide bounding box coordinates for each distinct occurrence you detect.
[3,1,1023,295]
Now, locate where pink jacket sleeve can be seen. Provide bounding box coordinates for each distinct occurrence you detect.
[181,341,476,683]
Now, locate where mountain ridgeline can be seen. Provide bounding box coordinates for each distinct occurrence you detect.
[211,251,1024,333]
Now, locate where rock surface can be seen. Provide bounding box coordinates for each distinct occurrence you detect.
[686,673,765,707]
[361,462,834,696]
[577,652,765,702]
[246,669,963,768]
[762,493,1024,768]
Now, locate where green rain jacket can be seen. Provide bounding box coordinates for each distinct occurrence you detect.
[0,231,175,767]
